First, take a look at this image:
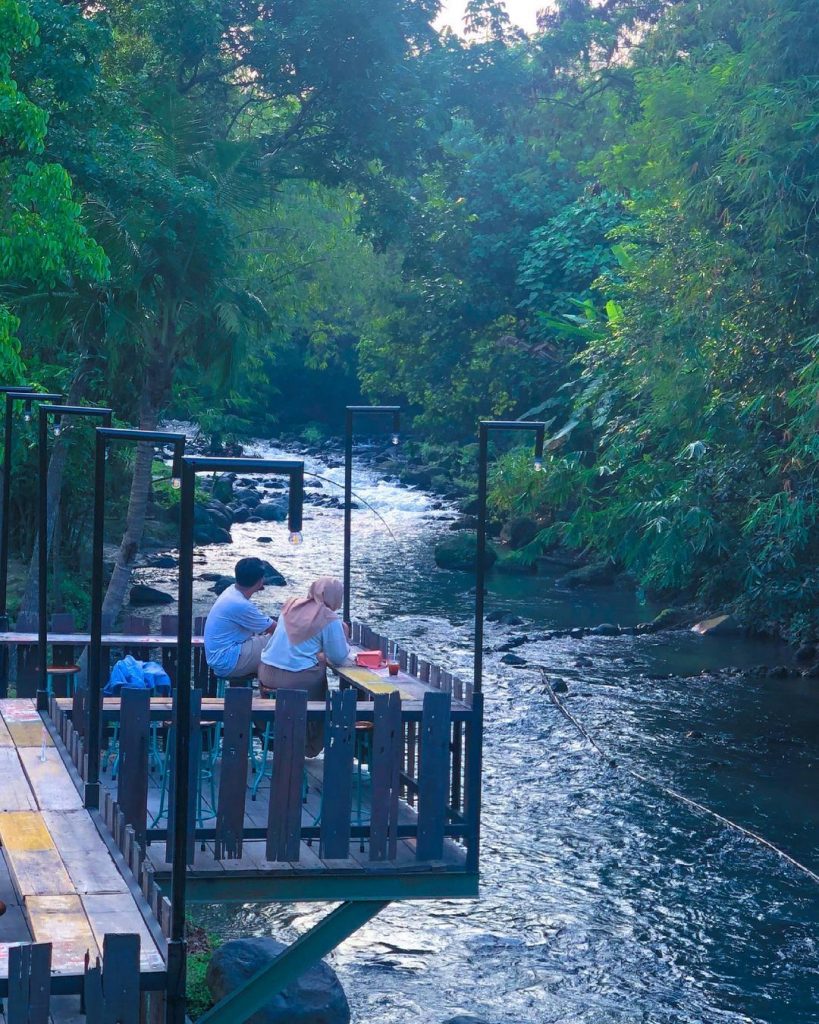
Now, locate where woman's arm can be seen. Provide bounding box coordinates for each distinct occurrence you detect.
[321,619,351,667]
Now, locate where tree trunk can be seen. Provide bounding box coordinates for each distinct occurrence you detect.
[16,358,94,623]
[99,384,160,624]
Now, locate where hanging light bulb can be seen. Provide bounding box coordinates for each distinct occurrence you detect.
[288,530,303,545]
[172,476,182,490]
[533,455,543,472]
[23,408,32,423]
[391,432,400,445]
[53,420,62,437]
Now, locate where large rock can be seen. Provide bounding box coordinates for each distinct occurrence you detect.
[449,516,479,532]
[194,522,232,545]
[555,560,617,588]
[434,534,497,572]
[259,561,286,586]
[206,937,350,1024]
[691,614,740,637]
[211,576,235,596]
[257,499,288,522]
[499,517,539,550]
[130,584,174,606]
[443,1016,493,1024]
[145,555,177,569]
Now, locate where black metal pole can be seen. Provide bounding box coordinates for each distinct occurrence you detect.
[86,428,186,810]
[341,405,400,626]
[474,425,489,696]
[36,405,113,706]
[0,390,59,621]
[343,408,353,624]
[37,408,48,701]
[166,453,304,1024]
[167,459,195,1024]
[85,431,107,809]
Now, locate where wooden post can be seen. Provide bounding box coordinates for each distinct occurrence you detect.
[214,686,252,860]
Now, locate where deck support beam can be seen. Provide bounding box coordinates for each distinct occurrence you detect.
[195,900,389,1024]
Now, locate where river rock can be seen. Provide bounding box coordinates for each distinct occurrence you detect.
[235,489,261,508]
[497,636,528,651]
[231,505,251,523]
[194,522,232,545]
[556,560,617,588]
[499,516,539,550]
[550,678,569,694]
[794,643,816,663]
[259,561,286,586]
[691,614,740,636]
[652,607,687,630]
[257,536,272,543]
[443,1017,493,1024]
[500,653,527,666]
[449,516,479,532]
[569,627,585,639]
[400,467,435,488]
[130,584,174,606]
[211,576,235,595]
[434,534,497,572]
[145,555,177,569]
[590,623,619,636]
[206,937,350,1024]
[211,477,234,504]
[257,499,288,522]
[498,612,524,626]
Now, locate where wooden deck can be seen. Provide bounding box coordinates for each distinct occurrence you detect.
[49,645,481,904]
[0,700,165,997]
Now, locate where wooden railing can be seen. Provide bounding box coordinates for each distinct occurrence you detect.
[2,935,164,1023]
[52,688,480,877]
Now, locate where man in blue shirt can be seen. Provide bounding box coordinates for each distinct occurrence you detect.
[204,558,276,679]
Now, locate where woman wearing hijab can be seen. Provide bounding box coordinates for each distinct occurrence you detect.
[258,576,350,755]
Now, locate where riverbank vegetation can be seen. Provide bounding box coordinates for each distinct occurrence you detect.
[2,0,817,639]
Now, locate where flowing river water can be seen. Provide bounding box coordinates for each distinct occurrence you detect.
[142,435,818,1024]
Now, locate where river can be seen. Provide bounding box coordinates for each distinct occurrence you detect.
[143,434,818,1024]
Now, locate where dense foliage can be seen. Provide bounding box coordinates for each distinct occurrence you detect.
[1,0,817,636]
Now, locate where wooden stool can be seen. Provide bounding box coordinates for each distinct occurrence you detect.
[46,664,81,697]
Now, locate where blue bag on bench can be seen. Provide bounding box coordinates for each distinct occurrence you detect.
[104,655,172,696]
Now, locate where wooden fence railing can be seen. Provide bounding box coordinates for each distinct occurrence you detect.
[3,935,164,1024]
[53,686,478,875]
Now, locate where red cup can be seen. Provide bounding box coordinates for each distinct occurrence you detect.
[387,661,400,676]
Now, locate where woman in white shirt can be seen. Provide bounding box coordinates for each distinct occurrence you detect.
[258,576,350,755]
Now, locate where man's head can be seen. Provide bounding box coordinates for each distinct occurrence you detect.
[235,557,266,595]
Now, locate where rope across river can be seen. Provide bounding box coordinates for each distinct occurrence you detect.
[541,671,819,887]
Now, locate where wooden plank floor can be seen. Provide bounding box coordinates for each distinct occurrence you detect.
[0,700,164,982]
[103,739,467,878]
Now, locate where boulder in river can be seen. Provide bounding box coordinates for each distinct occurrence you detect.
[259,561,286,586]
[194,522,232,545]
[590,623,619,636]
[257,499,288,522]
[500,653,527,666]
[145,555,177,569]
[556,560,618,588]
[794,643,816,663]
[449,516,479,532]
[691,614,740,637]
[211,576,235,596]
[499,516,539,550]
[206,937,350,1024]
[443,1017,493,1024]
[257,536,272,543]
[434,534,497,572]
[550,678,569,694]
[130,584,174,606]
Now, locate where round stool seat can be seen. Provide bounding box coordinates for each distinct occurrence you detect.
[46,664,81,699]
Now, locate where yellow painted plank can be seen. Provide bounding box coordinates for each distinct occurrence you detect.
[0,811,54,852]
[17,748,82,810]
[7,722,52,748]
[0,811,76,898]
[25,894,99,974]
[339,667,385,685]
[0,749,36,812]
